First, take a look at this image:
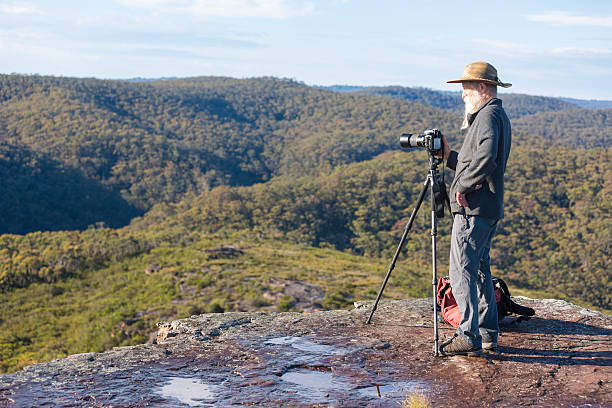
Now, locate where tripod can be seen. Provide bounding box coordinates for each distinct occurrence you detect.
[365,153,449,357]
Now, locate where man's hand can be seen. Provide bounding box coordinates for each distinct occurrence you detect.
[436,134,451,161]
[456,185,483,208]
[456,192,469,208]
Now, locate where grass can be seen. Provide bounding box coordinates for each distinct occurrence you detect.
[401,392,432,408]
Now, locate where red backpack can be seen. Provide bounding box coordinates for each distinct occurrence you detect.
[436,276,534,327]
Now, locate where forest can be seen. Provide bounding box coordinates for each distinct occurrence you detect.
[1,74,609,234]
[0,74,610,373]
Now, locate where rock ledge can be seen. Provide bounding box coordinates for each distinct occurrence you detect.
[0,297,610,407]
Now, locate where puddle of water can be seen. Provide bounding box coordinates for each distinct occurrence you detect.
[280,368,429,404]
[265,336,344,355]
[158,377,219,406]
[282,369,333,388]
[280,369,349,402]
[359,381,429,399]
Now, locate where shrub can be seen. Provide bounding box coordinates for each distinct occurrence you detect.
[276,295,295,312]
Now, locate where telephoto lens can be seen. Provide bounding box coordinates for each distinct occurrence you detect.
[400,133,426,149]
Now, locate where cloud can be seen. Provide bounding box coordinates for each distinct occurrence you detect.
[551,47,612,57]
[527,11,612,27]
[0,3,44,15]
[117,0,315,18]
[472,38,612,59]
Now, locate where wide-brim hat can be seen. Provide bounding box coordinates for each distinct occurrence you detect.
[447,61,511,88]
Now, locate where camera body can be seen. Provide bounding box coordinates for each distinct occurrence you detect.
[400,129,443,155]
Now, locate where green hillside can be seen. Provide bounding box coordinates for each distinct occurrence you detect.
[0,75,461,234]
[512,108,611,148]
[5,145,609,308]
[134,146,611,309]
[0,142,141,233]
[2,75,609,234]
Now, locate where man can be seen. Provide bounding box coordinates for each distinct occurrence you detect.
[438,61,512,356]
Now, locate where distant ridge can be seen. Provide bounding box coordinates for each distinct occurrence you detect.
[119,76,180,82]
[322,84,612,117]
[560,97,612,109]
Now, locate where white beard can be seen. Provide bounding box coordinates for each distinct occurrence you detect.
[460,103,472,130]
[461,94,486,130]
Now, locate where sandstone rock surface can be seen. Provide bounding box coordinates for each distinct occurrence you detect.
[0,297,610,407]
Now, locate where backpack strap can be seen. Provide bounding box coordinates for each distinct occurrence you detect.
[509,299,535,317]
[493,276,535,318]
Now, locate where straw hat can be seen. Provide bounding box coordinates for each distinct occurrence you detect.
[447,61,511,88]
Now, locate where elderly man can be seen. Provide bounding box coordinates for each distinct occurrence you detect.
[438,61,512,356]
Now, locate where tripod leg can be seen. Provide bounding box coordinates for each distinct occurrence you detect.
[366,177,430,324]
[430,172,440,356]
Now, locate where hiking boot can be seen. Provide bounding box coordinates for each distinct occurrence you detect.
[481,333,498,351]
[439,335,483,357]
[482,341,497,351]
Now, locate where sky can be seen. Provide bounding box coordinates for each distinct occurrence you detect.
[1,0,611,100]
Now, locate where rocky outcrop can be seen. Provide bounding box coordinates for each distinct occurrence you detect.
[0,297,610,407]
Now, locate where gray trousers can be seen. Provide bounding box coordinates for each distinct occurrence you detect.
[449,214,499,347]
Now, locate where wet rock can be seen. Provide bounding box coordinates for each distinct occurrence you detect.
[0,297,610,407]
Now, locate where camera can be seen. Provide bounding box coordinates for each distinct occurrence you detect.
[400,129,443,154]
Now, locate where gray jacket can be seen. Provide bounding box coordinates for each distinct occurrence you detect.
[447,98,511,219]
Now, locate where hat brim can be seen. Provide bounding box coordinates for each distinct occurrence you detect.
[447,78,512,88]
